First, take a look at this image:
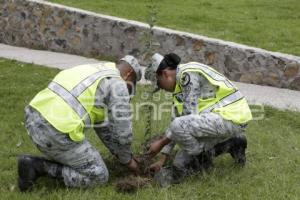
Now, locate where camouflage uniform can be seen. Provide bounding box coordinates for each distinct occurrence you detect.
[160,72,246,171]
[25,77,133,187]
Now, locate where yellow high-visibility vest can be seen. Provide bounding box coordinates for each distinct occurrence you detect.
[173,62,252,124]
[30,62,121,141]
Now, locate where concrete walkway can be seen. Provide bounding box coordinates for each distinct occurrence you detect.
[1,43,300,112]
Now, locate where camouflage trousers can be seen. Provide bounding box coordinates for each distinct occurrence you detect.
[24,106,109,187]
[155,113,246,187]
[169,112,246,169]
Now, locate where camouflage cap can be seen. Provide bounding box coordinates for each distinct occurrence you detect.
[120,55,142,81]
[144,53,164,88]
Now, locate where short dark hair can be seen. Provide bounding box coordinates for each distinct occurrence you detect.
[157,53,181,75]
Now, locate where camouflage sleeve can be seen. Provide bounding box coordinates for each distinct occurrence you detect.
[107,78,133,145]
[179,72,203,115]
[160,140,176,155]
[94,77,133,164]
[159,128,175,155]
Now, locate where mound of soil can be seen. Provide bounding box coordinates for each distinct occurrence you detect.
[114,175,151,193]
[114,134,165,193]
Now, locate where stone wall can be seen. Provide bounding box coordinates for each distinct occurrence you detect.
[1,0,300,90]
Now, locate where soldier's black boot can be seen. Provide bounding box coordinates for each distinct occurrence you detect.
[214,135,247,166]
[195,150,214,170]
[154,166,187,188]
[18,155,63,192]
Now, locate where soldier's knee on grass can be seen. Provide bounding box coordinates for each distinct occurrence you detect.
[67,164,109,187]
[92,165,109,185]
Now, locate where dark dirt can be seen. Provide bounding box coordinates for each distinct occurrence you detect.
[113,134,165,193]
[114,175,151,193]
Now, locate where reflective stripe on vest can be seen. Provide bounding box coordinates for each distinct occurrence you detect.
[71,69,119,97]
[202,90,244,113]
[173,63,252,124]
[48,69,120,128]
[48,81,92,127]
[180,63,235,89]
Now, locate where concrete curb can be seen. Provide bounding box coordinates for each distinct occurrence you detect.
[1,43,299,112]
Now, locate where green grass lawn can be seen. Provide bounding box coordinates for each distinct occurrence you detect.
[0,58,300,199]
[47,0,300,56]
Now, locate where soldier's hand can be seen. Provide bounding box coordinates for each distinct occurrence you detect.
[148,154,168,173]
[146,140,164,158]
[146,136,171,158]
[127,158,141,175]
[149,161,164,173]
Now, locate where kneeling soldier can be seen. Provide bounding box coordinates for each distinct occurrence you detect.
[19,56,141,191]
